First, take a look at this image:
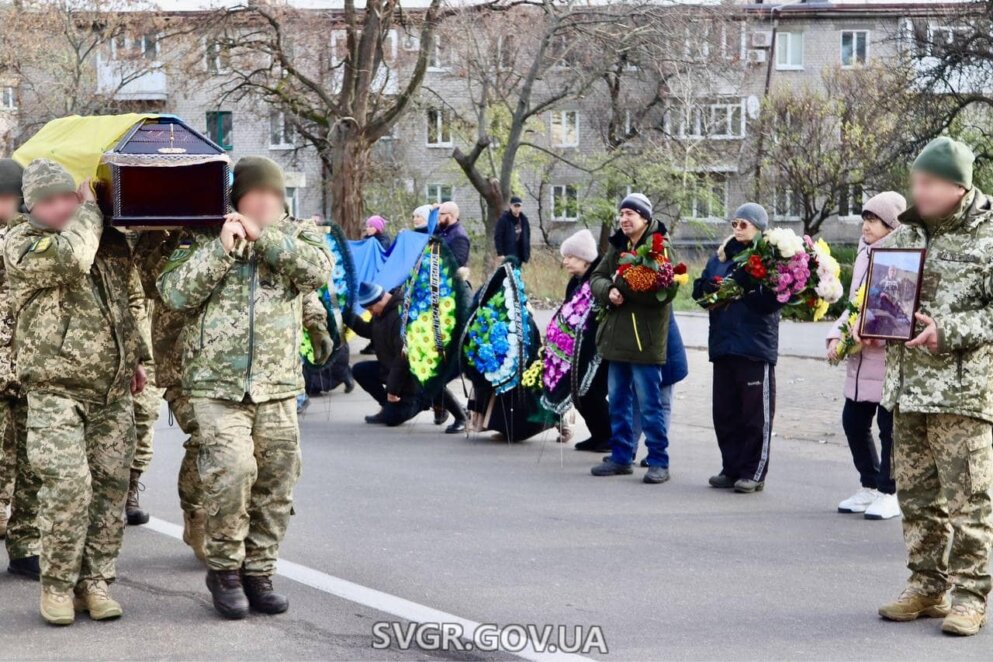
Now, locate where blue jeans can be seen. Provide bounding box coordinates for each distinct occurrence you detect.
[608,361,670,468]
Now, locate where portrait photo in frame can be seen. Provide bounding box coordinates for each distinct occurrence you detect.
[859,247,927,341]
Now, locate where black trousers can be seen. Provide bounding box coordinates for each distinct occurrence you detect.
[575,362,610,442]
[352,360,421,426]
[433,389,467,422]
[842,398,895,494]
[712,356,776,482]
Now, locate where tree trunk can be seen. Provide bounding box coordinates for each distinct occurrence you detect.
[327,135,371,238]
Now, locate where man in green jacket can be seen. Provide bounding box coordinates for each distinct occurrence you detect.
[588,193,672,484]
[875,137,993,636]
[5,159,148,626]
[158,156,333,620]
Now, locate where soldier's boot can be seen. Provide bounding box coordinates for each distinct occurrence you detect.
[941,603,987,636]
[182,509,207,562]
[243,573,289,614]
[40,585,75,626]
[878,588,951,622]
[205,569,249,620]
[73,579,123,621]
[0,499,9,539]
[125,469,150,526]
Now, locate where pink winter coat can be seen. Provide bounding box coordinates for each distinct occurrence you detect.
[826,238,887,403]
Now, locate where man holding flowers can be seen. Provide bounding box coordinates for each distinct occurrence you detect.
[589,193,675,484]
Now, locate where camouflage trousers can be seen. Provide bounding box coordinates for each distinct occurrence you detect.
[193,397,300,575]
[131,374,164,474]
[1,396,40,559]
[894,409,993,608]
[0,397,12,507]
[165,386,202,514]
[26,391,135,591]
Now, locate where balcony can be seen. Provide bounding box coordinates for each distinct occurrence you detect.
[96,58,168,102]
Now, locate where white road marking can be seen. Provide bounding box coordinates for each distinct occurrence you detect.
[145,517,591,662]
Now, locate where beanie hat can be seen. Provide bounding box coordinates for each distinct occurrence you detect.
[861,191,907,229]
[619,193,652,221]
[366,215,386,233]
[356,281,385,308]
[559,228,598,264]
[912,137,974,190]
[231,156,285,209]
[732,202,769,231]
[0,159,24,198]
[22,159,76,210]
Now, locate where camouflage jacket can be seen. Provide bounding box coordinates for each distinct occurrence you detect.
[0,223,18,397]
[4,202,150,405]
[882,189,993,423]
[133,231,190,389]
[156,216,334,403]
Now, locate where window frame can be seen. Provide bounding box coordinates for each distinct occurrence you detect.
[840,30,870,68]
[205,40,231,74]
[683,175,729,223]
[268,111,295,150]
[551,184,579,222]
[426,183,453,204]
[205,110,233,151]
[772,187,803,221]
[285,186,300,217]
[775,31,804,70]
[550,110,580,148]
[426,108,453,147]
[679,98,746,140]
[0,86,16,111]
[838,183,865,221]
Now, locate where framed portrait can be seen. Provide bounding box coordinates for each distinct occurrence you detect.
[859,248,927,341]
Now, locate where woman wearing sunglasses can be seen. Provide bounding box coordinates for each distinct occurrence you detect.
[692,203,785,494]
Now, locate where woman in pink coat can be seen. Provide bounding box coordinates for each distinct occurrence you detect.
[825,191,906,521]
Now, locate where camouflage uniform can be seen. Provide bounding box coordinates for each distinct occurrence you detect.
[157,216,332,574]
[882,188,993,610]
[0,220,41,560]
[5,193,148,591]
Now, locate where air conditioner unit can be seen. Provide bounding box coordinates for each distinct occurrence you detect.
[751,31,773,49]
[747,49,768,65]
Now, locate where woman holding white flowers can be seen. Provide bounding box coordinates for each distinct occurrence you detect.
[826,191,906,521]
[692,203,786,494]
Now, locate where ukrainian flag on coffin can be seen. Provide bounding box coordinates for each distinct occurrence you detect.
[401,238,468,396]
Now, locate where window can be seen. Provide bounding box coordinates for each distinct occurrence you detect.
[551,184,579,222]
[550,110,579,147]
[0,87,16,110]
[841,30,869,67]
[426,184,452,204]
[206,41,231,74]
[838,183,864,219]
[927,24,970,58]
[205,111,233,151]
[112,32,160,60]
[269,112,294,149]
[683,176,728,221]
[426,108,452,146]
[139,33,159,60]
[285,187,300,217]
[428,36,446,70]
[775,31,803,70]
[679,98,745,139]
[773,188,802,220]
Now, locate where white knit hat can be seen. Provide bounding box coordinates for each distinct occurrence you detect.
[560,229,598,263]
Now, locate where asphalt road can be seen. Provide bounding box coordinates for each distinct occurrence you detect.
[1,343,991,660]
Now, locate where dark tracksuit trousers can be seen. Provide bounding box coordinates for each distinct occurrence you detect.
[574,361,611,443]
[712,356,776,482]
[842,399,895,494]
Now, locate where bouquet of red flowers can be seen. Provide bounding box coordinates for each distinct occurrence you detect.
[616,233,689,303]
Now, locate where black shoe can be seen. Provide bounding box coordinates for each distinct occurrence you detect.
[643,466,671,484]
[433,407,449,426]
[360,342,376,355]
[445,420,466,434]
[206,569,249,620]
[365,411,386,424]
[8,555,40,580]
[574,438,612,453]
[591,459,633,476]
[125,469,149,526]
[242,574,289,614]
[639,458,649,468]
[344,377,355,394]
[708,473,736,489]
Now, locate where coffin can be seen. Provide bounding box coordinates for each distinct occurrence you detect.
[96,116,230,229]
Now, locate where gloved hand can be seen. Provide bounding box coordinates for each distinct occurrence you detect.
[313,332,335,365]
[730,267,751,289]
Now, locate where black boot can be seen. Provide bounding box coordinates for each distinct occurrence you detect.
[205,569,249,619]
[242,574,289,614]
[574,438,612,453]
[126,469,150,526]
[8,554,40,580]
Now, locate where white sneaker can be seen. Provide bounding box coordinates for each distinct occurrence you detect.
[838,487,879,513]
[864,493,902,520]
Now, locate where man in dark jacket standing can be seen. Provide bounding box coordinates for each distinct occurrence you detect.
[348,284,422,427]
[436,201,471,268]
[692,203,783,494]
[494,196,531,265]
[588,193,673,484]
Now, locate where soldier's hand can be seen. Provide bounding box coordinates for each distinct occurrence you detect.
[906,312,939,353]
[226,212,261,242]
[77,178,95,203]
[220,218,246,252]
[131,363,148,395]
